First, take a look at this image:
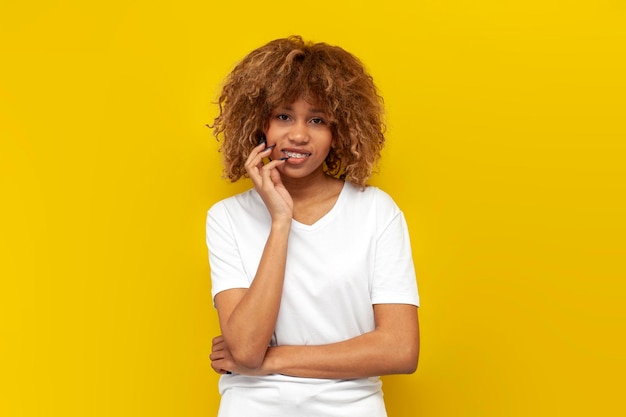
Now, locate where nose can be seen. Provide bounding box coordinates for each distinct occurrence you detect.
[288,120,309,144]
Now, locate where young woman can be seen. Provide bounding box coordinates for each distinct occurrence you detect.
[207,36,420,417]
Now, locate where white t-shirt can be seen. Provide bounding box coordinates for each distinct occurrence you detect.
[206,182,419,417]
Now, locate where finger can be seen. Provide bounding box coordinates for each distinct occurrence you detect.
[210,356,233,374]
[244,143,266,167]
[246,144,277,166]
[211,361,226,374]
[211,341,226,354]
[245,143,274,168]
[257,159,286,187]
[254,147,275,171]
[259,157,287,175]
[246,147,271,186]
[269,162,285,185]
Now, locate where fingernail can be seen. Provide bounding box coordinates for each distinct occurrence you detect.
[279,157,289,161]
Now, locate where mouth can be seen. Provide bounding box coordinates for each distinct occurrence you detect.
[282,150,311,159]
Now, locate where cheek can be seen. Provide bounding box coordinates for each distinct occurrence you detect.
[265,124,285,141]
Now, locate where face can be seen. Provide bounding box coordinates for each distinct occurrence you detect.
[265,98,334,180]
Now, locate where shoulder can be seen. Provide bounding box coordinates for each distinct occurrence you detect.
[338,183,404,236]
[207,188,266,227]
[208,188,261,216]
[344,182,401,216]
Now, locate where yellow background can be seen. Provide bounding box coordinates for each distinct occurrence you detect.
[1,1,624,416]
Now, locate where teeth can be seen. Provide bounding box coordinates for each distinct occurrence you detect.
[284,151,310,158]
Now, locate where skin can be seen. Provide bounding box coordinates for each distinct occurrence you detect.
[210,98,420,378]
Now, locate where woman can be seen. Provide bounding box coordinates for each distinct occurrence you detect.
[207,36,420,416]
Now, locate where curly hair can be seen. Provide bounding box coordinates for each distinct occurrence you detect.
[210,36,386,187]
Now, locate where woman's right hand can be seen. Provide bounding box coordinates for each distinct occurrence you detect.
[245,142,293,224]
[210,335,271,376]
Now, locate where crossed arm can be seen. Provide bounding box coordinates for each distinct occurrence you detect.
[211,289,419,379]
[210,215,420,379]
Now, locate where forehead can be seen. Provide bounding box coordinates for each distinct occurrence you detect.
[274,98,326,114]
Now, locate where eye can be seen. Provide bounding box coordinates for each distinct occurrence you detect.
[310,117,325,125]
[276,114,290,121]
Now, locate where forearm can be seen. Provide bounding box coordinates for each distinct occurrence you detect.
[262,307,420,379]
[218,222,290,367]
[264,330,417,379]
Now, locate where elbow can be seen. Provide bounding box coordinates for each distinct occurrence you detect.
[401,352,419,374]
[236,356,264,370]
[395,340,419,374]
[392,349,418,374]
[231,346,267,370]
[401,325,420,374]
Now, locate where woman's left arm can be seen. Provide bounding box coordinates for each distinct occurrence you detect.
[211,303,419,379]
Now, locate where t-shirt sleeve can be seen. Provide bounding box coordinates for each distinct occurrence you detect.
[370,197,420,307]
[206,203,251,303]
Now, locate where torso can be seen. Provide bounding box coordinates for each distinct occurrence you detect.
[208,182,419,417]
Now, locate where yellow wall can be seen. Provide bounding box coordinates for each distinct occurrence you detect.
[1,1,624,416]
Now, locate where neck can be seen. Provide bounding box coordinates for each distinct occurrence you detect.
[281,169,345,226]
[280,169,338,203]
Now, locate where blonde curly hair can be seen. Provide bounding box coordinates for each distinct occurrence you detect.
[210,36,385,187]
